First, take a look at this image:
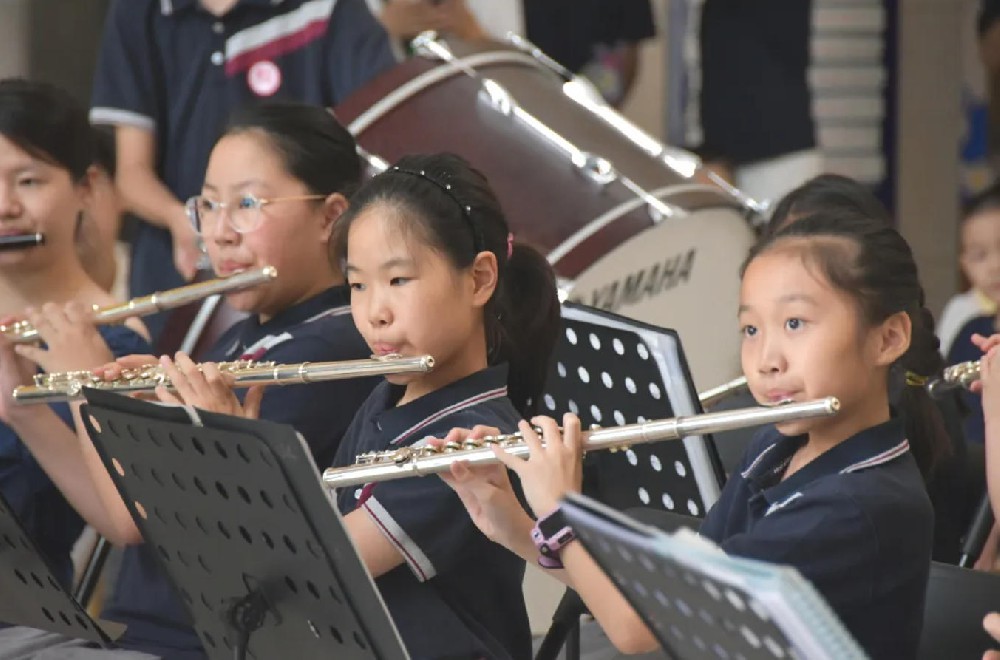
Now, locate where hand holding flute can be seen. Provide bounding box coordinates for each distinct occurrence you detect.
[435,416,584,549]
[0,301,119,430]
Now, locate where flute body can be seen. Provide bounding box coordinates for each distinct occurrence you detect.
[1,266,277,344]
[0,233,44,251]
[926,360,980,398]
[321,396,840,489]
[698,375,748,408]
[13,354,435,404]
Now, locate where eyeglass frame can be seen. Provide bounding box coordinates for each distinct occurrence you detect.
[185,193,328,235]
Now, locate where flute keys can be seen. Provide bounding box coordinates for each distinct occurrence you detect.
[392,447,414,465]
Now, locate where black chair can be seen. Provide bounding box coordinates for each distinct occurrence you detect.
[533,303,728,660]
[919,562,1000,660]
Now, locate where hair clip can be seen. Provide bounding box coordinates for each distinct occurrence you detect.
[389,165,485,253]
[506,232,514,259]
[905,371,928,387]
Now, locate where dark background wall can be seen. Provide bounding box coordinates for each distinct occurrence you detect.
[0,0,111,105]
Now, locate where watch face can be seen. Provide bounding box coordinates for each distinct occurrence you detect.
[554,529,574,544]
[537,510,568,538]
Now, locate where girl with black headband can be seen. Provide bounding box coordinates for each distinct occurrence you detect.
[153,152,562,659]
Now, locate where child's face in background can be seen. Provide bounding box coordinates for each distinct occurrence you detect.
[0,133,86,271]
[960,209,1000,305]
[199,132,337,317]
[739,248,902,442]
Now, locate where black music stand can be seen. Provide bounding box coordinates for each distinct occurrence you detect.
[560,493,868,660]
[0,489,124,645]
[535,303,729,660]
[544,303,725,516]
[80,389,408,660]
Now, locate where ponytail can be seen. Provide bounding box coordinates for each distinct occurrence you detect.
[493,243,560,417]
[896,306,951,477]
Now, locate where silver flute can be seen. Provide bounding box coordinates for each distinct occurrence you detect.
[0,233,44,251]
[926,360,980,398]
[13,354,435,404]
[321,396,840,489]
[2,266,277,344]
[698,375,749,409]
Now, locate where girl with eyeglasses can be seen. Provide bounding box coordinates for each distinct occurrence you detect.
[0,101,378,659]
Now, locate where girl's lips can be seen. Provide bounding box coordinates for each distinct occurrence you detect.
[217,262,252,276]
[765,390,798,404]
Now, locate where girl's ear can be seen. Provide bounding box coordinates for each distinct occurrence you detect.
[76,165,100,208]
[469,250,498,308]
[873,310,912,367]
[320,193,349,243]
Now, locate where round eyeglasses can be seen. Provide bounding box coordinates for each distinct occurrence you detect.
[185,193,326,235]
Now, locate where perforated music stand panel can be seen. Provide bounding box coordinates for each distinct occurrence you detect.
[0,491,123,644]
[81,389,408,660]
[542,304,725,516]
[561,494,867,660]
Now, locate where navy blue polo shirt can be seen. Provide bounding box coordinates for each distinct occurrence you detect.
[698,0,815,165]
[102,285,378,658]
[699,418,932,660]
[947,314,993,444]
[0,325,149,599]
[90,0,395,338]
[524,0,656,73]
[332,365,531,660]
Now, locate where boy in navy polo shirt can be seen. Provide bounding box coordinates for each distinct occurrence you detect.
[90,0,395,341]
[440,208,948,660]
[0,104,377,659]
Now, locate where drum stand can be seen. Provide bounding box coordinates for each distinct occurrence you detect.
[81,389,408,660]
[0,490,124,646]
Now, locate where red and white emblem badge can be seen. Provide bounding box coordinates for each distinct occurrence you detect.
[247,60,282,97]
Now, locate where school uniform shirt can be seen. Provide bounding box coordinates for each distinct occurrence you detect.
[0,325,150,596]
[332,364,531,660]
[101,286,378,659]
[89,0,395,339]
[948,314,994,444]
[699,418,932,660]
[697,0,815,166]
[523,0,656,73]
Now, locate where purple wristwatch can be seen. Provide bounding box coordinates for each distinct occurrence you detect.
[531,507,576,569]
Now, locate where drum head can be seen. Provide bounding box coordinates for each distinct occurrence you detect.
[568,208,755,391]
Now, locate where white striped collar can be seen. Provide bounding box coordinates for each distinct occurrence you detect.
[840,439,911,474]
[389,387,508,446]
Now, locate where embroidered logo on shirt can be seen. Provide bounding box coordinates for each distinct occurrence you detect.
[248,60,282,97]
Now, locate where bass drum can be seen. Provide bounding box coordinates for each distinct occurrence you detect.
[335,36,760,391]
